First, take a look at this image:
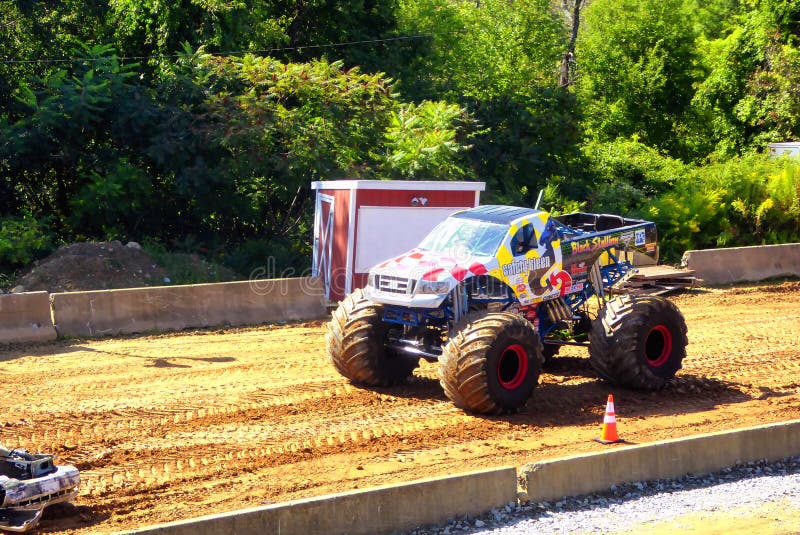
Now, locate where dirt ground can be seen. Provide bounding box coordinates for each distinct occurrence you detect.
[1,281,799,534]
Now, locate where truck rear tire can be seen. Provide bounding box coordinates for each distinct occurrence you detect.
[326,289,419,386]
[589,295,688,390]
[439,312,542,414]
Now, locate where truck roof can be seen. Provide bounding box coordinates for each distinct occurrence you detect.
[451,205,542,225]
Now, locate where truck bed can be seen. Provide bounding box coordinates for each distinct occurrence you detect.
[553,211,658,267]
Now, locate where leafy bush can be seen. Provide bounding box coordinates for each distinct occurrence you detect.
[581,138,688,215]
[698,155,800,245]
[0,215,55,270]
[223,238,309,281]
[647,154,800,262]
[384,100,471,180]
[645,180,727,262]
[141,238,239,286]
[68,158,155,240]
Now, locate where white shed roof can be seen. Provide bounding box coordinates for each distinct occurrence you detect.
[311,180,486,191]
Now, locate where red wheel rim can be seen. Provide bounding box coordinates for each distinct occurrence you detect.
[497,344,528,390]
[645,325,672,367]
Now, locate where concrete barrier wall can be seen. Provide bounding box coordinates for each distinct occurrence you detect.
[50,277,326,338]
[682,243,800,285]
[3,243,796,342]
[520,419,800,503]
[0,291,57,344]
[125,467,518,535]
[124,421,799,535]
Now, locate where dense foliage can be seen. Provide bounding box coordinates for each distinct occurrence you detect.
[1,0,799,283]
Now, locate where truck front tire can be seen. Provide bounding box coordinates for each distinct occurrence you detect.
[439,312,542,414]
[589,295,688,390]
[326,289,419,386]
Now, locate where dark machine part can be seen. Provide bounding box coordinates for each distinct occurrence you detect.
[1,446,80,533]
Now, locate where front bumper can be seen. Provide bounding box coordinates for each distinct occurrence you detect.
[364,285,447,308]
[1,465,80,532]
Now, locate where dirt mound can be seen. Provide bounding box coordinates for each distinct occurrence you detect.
[12,241,171,293]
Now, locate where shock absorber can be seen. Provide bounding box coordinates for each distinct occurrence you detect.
[450,285,468,324]
[545,298,573,323]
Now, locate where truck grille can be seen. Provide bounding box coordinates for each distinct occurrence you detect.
[375,275,416,294]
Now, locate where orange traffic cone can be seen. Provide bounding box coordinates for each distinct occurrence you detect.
[594,394,622,444]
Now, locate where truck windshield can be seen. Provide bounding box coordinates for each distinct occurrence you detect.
[418,218,507,257]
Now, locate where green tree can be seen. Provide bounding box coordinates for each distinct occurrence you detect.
[383,100,471,180]
[395,0,565,100]
[144,52,473,270]
[576,0,698,157]
[393,0,581,204]
[1,44,146,233]
[468,90,583,206]
[109,0,399,73]
[691,0,800,158]
[0,1,108,124]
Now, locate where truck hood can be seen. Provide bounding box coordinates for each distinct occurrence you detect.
[370,248,496,283]
[365,248,499,308]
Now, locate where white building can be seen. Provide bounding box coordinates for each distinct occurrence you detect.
[768,142,800,157]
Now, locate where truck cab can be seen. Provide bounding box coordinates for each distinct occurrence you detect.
[364,205,657,317]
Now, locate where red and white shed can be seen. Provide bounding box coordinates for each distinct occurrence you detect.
[311,180,486,302]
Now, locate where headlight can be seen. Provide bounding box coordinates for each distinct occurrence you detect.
[417,279,451,295]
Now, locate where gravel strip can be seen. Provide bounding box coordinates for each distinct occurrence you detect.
[400,456,800,535]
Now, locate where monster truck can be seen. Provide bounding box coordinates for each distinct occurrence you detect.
[1,446,80,532]
[326,205,688,414]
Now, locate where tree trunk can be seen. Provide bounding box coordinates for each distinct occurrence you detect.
[559,0,585,87]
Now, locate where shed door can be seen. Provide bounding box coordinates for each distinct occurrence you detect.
[313,193,335,299]
[354,206,462,273]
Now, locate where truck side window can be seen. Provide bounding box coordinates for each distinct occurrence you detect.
[511,224,535,255]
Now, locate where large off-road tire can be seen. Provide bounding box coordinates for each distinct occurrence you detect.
[439,312,542,414]
[326,289,419,386]
[589,295,688,390]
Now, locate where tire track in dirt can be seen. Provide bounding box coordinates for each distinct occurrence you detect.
[4,372,476,503]
[76,407,477,499]
[674,285,800,394]
[2,383,440,461]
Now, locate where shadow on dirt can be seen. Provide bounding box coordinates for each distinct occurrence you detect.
[372,375,450,403]
[140,355,237,368]
[0,320,326,364]
[0,342,238,368]
[542,355,595,379]
[365,359,753,429]
[0,340,89,363]
[94,346,237,368]
[525,374,749,424]
[0,345,236,368]
[37,503,110,534]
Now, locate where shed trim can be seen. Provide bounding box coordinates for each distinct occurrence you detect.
[311,180,486,191]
